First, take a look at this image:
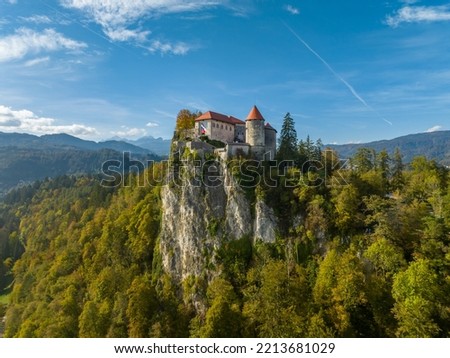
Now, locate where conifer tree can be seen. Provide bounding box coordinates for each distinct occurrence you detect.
[276,112,298,163]
[391,148,404,190]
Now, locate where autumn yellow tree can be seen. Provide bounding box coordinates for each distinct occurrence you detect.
[175,109,201,139]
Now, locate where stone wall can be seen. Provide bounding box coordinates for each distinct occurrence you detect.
[246,120,265,147]
[264,128,277,160]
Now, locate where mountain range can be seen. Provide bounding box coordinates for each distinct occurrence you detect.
[123,136,172,156]
[327,130,450,166]
[0,132,166,196]
[0,132,162,155]
[1,130,449,196]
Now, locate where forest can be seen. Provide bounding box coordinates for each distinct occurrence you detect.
[0,112,449,338]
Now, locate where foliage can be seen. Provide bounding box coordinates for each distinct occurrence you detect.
[175,109,201,139]
[276,112,298,162]
[1,143,449,338]
[203,138,226,149]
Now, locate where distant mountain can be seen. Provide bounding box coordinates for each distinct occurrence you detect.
[122,136,171,156]
[0,132,153,155]
[0,132,162,196]
[327,130,450,166]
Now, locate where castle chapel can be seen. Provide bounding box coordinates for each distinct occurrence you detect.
[194,105,277,160]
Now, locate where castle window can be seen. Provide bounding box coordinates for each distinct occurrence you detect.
[221,124,223,129]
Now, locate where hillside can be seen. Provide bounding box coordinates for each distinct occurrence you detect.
[1,138,449,338]
[0,132,161,195]
[328,130,450,166]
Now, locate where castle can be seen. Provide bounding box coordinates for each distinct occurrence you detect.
[193,105,277,160]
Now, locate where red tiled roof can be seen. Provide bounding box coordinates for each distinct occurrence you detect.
[246,105,264,121]
[196,111,245,125]
[229,116,245,125]
[265,122,277,132]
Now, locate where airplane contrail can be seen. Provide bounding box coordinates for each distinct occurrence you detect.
[282,21,393,126]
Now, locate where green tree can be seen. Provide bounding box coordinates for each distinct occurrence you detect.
[365,238,406,278]
[313,248,369,336]
[391,148,404,191]
[127,276,157,337]
[331,184,364,234]
[191,278,242,338]
[351,148,376,174]
[243,260,308,337]
[79,301,109,338]
[392,260,441,337]
[376,149,390,194]
[276,113,298,162]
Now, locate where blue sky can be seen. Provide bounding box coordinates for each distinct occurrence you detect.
[0,0,449,144]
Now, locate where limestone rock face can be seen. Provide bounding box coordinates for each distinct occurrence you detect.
[253,200,277,243]
[159,162,255,282]
[159,158,286,283]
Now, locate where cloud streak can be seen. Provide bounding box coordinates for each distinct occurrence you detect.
[0,28,86,62]
[0,105,98,136]
[24,56,50,67]
[282,22,393,126]
[20,15,52,24]
[386,5,450,27]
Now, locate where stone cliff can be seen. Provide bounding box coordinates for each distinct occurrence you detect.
[159,159,277,282]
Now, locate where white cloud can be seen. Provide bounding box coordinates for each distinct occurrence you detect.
[148,40,191,55]
[284,4,300,15]
[20,15,52,24]
[146,121,159,128]
[61,0,223,26]
[386,5,450,27]
[60,0,226,54]
[0,28,87,62]
[7,0,17,4]
[112,126,147,138]
[426,125,443,133]
[105,27,151,42]
[24,56,50,67]
[0,105,98,136]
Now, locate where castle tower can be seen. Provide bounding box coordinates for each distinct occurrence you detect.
[264,122,277,161]
[246,105,266,159]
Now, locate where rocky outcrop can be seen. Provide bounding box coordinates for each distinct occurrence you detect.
[253,200,277,243]
[159,161,254,282]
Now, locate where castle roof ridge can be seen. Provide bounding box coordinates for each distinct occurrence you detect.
[196,111,245,125]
